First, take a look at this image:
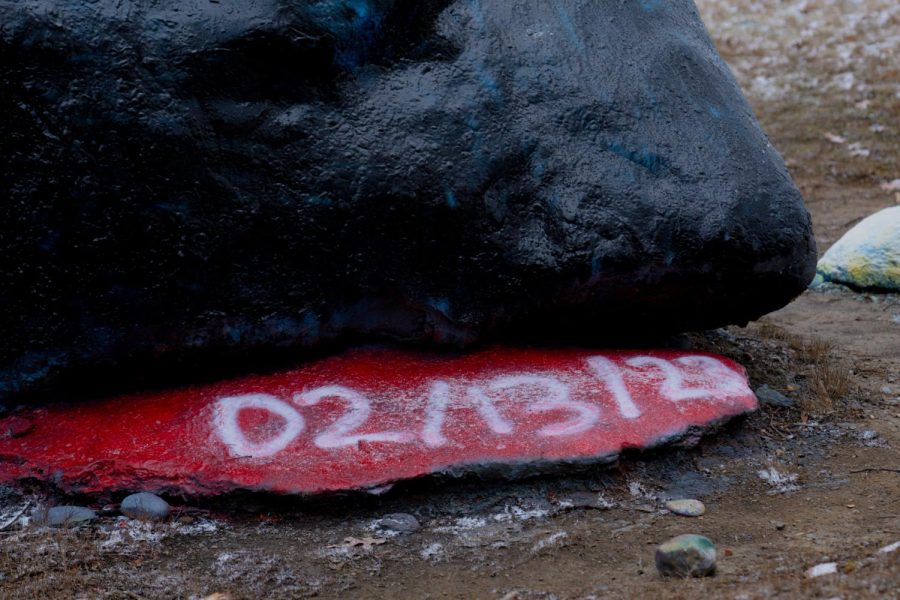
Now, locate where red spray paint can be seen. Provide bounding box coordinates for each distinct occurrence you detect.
[0,347,757,496]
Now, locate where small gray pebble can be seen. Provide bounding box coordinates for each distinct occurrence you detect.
[121,492,170,521]
[773,521,786,530]
[378,513,420,533]
[755,385,795,408]
[36,506,97,528]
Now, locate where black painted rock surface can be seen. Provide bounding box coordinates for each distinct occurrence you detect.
[0,0,816,402]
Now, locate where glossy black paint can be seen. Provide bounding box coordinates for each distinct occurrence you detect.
[0,0,816,401]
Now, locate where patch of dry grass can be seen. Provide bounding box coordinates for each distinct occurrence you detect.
[0,527,102,598]
[754,320,853,416]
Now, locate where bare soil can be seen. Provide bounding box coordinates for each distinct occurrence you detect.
[1,1,898,598]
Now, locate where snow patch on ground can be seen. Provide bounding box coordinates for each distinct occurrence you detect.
[365,519,403,538]
[491,506,550,523]
[530,531,568,554]
[0,498,32,531]
[758,467,800,493]
[431,504,552,539]
[96,516,224,552]
[174,518,221,535]
[98,518,168,551]
[420,542,445,561]
[628,481,657,501]
[432,516,488,534]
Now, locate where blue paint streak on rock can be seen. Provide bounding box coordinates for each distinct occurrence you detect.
[639,0,665,13]
[428,297,452,317]
[467,0,485,28]
[555,3,586,52]
[445,190,458,209]
[477,67,503,103]
[605,141,667,174]
[301,313,321,343]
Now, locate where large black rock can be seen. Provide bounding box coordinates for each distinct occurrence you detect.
[0,0,816,401]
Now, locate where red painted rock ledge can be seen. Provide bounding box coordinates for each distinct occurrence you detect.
[0,347,757,496]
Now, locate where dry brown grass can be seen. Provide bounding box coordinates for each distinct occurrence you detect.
[0,527,100,598]
[754,320,853,416]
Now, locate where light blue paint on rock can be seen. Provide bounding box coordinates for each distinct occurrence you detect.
[817,206,900,291]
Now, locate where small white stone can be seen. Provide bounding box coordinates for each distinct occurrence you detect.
[806,562,838,578]
[664,499,706,517]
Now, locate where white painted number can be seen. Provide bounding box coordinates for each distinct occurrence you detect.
[422,380,452,447]
[466,385,515,434]
[675,355,749,395]
[212,354,749,457]
[625,356,711,402]
[488,375,601,437]
[586,356,641,419]
[214,393,305,458]
[294,385,413,448]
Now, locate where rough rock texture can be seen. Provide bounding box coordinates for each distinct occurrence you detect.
[0,0,816,402]
[817,206,899,291]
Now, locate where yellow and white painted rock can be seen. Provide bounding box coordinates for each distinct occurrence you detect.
[817,206,900,291]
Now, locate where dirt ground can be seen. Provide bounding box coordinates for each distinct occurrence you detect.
[1,1,898,598]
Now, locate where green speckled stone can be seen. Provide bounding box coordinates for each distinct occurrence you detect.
[655,534,717,577]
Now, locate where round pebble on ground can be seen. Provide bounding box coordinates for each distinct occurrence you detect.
[664,499,706,517]
[41,506,97,528]
[378,513,420,533]
[121,492,171,521]
[655,534,717,577]
[754,385,795,408]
